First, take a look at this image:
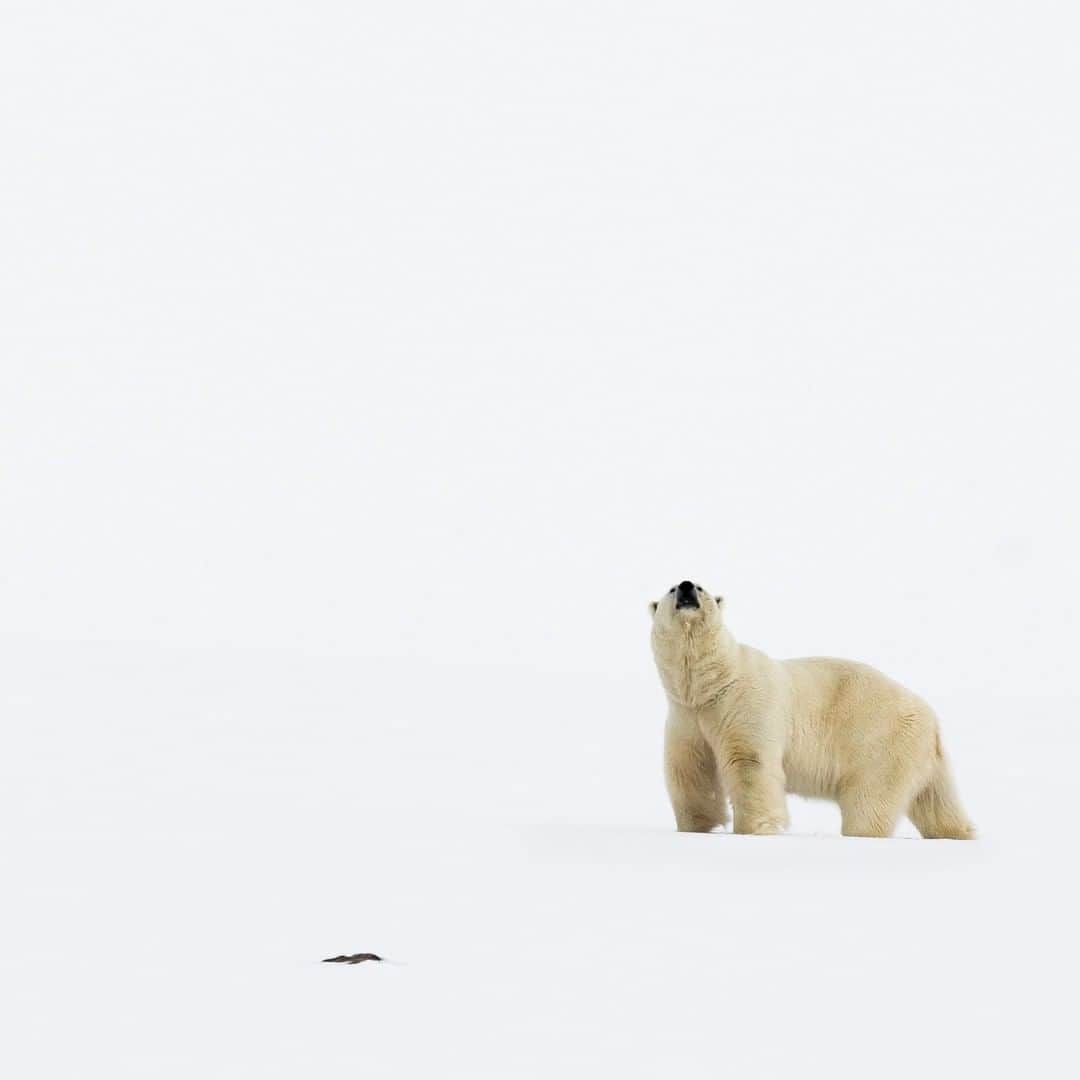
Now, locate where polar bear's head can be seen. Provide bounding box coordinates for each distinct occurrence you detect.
[648,580,723,627]
[649,581,731,706]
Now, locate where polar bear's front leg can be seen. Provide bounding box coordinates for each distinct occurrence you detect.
[718,737,789,836]
[664,708,728,833]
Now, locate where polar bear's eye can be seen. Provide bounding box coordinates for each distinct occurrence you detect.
[668,587,675,594]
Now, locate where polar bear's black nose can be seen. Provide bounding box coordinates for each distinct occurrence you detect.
[675,581,700,609]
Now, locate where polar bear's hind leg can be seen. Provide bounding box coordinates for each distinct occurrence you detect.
[838,731,929,838]
[908,757,976,840]
[838,782,910,838]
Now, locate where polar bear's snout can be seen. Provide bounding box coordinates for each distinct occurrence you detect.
[674,581,700,610]
[648,582,720,621]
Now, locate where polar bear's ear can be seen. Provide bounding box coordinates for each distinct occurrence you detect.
[648,601,658,616]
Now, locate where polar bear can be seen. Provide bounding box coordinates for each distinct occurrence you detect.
[649,581,974,839]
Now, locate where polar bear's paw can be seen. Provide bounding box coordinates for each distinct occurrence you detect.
[675,808,729,833]
[734,815,788,836]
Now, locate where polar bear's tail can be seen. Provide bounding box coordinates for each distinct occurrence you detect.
[908,739,975,840]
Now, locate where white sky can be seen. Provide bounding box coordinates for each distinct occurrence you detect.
[3,3,1077,701]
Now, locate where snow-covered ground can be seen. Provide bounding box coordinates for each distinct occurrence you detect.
[5,641,1075,1077]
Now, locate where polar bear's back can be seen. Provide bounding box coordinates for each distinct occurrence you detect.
[782,655,929,714]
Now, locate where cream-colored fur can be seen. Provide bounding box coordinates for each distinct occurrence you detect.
[649,584,974,839]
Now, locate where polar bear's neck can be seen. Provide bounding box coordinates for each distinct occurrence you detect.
[657,621,740,709]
